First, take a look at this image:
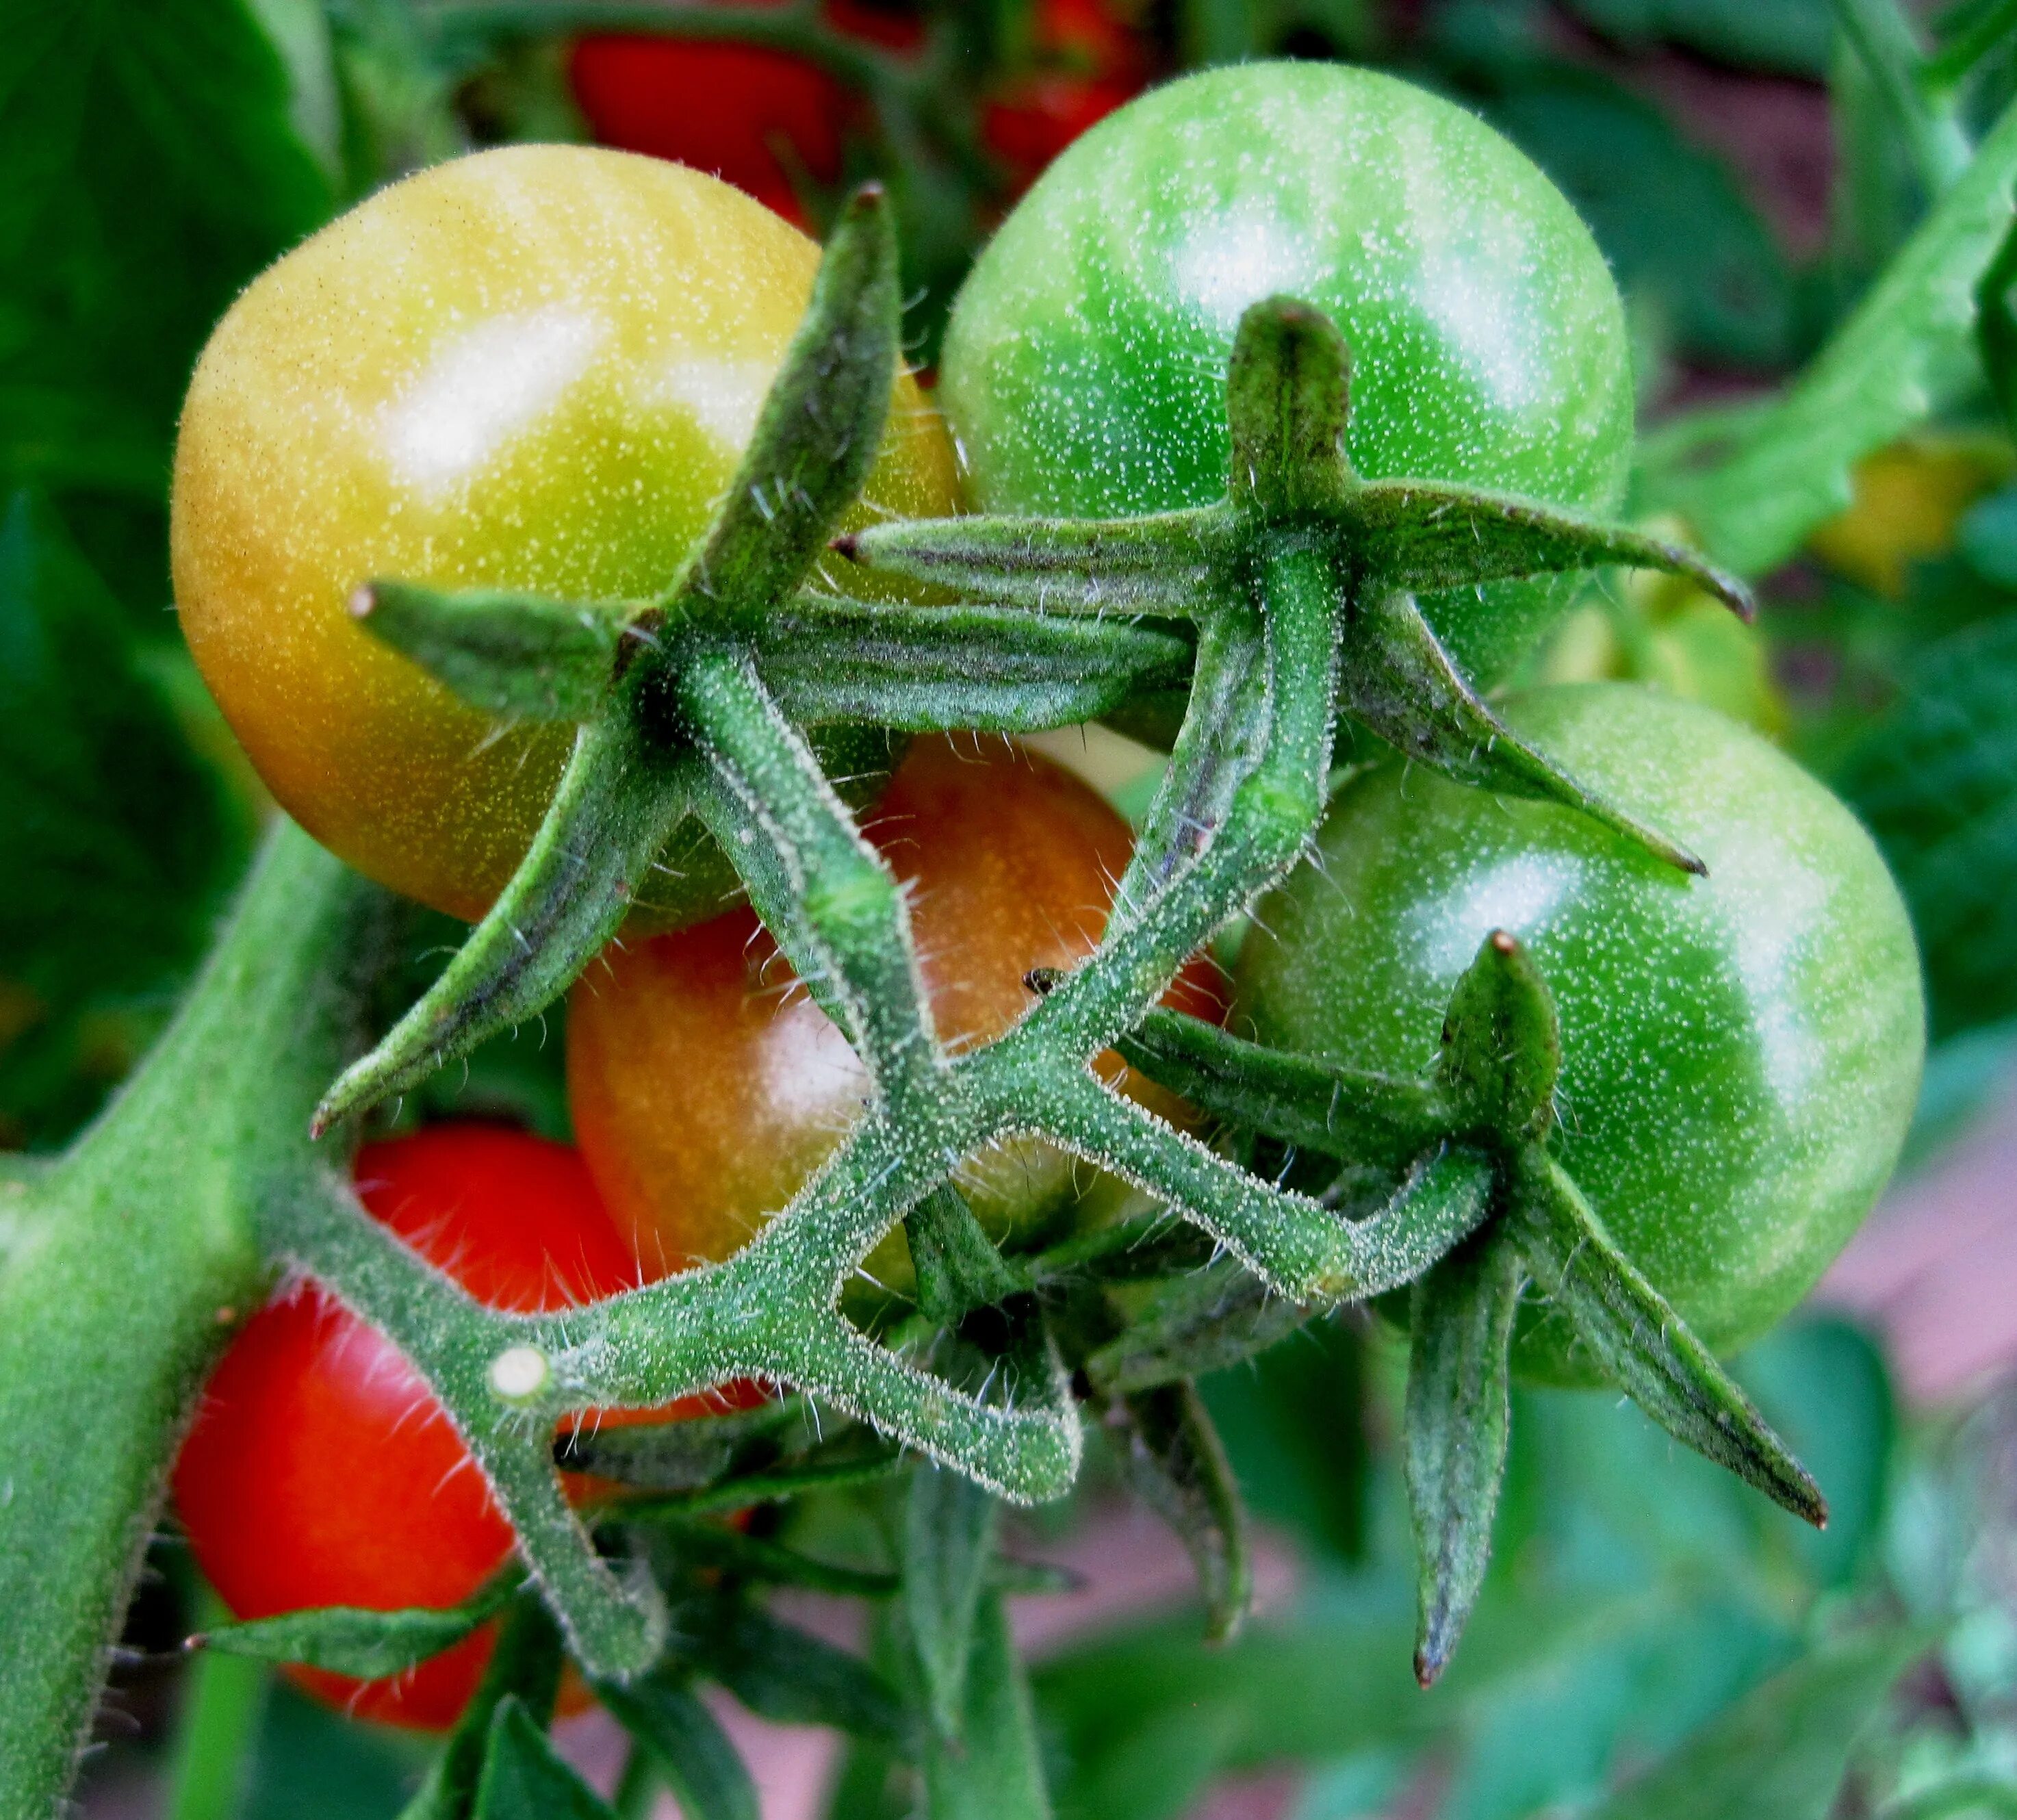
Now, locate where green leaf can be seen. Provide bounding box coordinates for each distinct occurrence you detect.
[1561,0,1836,75]
[905,1185,1022,1327]
[1979,218,2017,435]
[1485,68,1796,368]
[1589,1626,1925,1820]
[1406,1227,1526,1688]
[0,0,332,496]
[903,1467,999,1740]
[401,1600,565,1820]
[0,491,244,1012]
[1834,613,2017,1038]
[196,1579,512,1678]
[593,1672,758,1820]
[1642,97,2017,575]
[473,1698,615,1820]
[1099,1383,1252,1643]
[919,1593,1052,1820]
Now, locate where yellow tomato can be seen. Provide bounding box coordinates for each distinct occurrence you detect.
[172,144,957,921]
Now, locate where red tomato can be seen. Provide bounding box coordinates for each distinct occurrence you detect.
[569,1,921,227]
[172,1126,741,1730]
[569,0,1148,220]
[981,0,1150,192]
[567,739,1226,1279]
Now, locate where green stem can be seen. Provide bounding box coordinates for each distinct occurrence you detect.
[0,824,389,1820]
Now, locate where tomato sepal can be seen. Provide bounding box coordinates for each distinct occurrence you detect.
[188,1570,520,1681]
[1094,1382,1250,1644]
[1404,1225,1523,1689]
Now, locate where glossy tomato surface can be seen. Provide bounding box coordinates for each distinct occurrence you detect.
[172,144,958,922]
[1234,684,1925,1382]
[940,62,1634,685]
[172,1127,644,1729]
[567,738,1226,1277]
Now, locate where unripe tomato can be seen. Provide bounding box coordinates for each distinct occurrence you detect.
[567,739,1226,1277]
[172,1125,699,1730]
[1234,685,1923,1382]
[172,144,958,923]
[940,62,1634,686]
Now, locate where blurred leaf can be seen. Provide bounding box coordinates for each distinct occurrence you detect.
[1562,0,1836,75]
[1901,1017,2017,1166]
[473,1697,613,1819]
[1589,1626,1925,1819]
[593,1671,757,1820]
[1961,484,2017,587]
[1641,99,2017,576]
[1203,1312,1371,1562]
[0,492,242,1001]
[695,1602,907,1744]
[1738,1320,1897,1588]
[1487,70,1795,369]
[1099,1382,1251,1643]
[1834,613,2017,1036]
[903,1467,998,1740]
[918,1592,1051,1820]
[240,1681,426,1820]
[0,0,333,497]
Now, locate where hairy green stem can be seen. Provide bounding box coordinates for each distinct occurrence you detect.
[0,825,389,1820]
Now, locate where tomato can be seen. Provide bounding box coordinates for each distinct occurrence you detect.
[979,0,1151,194]
[1233,684,1924,1383]
[939,62,1634,687]
[569,3,921,229]
[567,737,1226,1278]
[172,144,958,923]
[571,0,1146,219]
[171,1125,705,1730]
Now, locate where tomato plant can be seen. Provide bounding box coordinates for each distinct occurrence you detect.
[170,143,957,924]
[567,736,1227,1277]
[1234,683,1926,1380]
[170,1125,656,1730]
[938,60,1636,684]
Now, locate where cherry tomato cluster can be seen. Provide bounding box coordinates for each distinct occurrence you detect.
[167,59,1924,1734]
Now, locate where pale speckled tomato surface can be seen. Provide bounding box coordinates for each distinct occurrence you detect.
[940,62,1634,687]
[1234,684,1925,1382]
[172,144,958,922]
[567,737,1228,1280]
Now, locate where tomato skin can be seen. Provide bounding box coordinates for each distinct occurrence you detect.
[1233,684,1924,1382]
[172,144,958,923]
[567,738,1226,1277]
[172,1127,664,1730]
[940,62,1634,686]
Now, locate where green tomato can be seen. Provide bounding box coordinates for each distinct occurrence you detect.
[1235,684,1924,1382]
[940,62,1634,685]
[172,144,957,923]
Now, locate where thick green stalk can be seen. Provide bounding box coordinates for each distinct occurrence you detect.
[0,823,389,1820]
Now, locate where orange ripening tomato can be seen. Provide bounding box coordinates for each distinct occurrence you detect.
[566,738,1228,1279]
[171,1126,753,1730]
